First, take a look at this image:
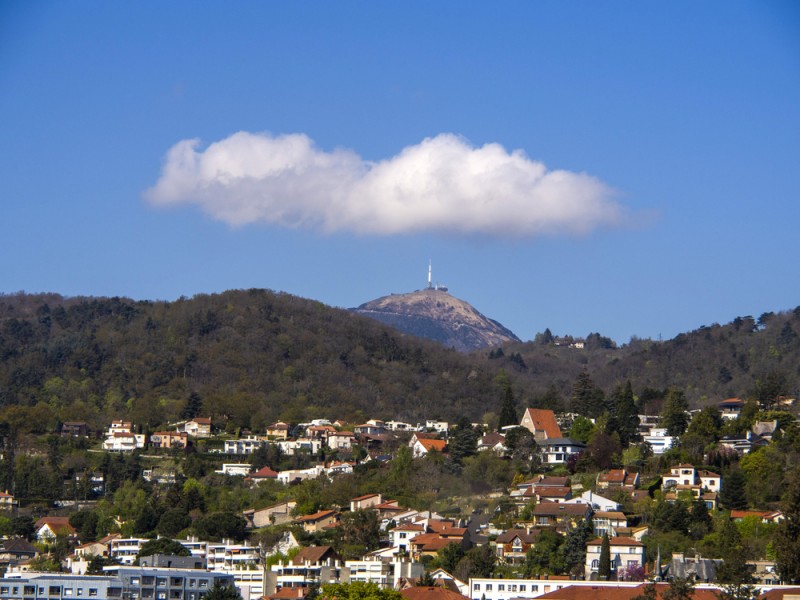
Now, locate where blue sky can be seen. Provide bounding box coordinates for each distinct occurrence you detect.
[1,2,798,344]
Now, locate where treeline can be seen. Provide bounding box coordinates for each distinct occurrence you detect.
[0,290,499,431]
[0,291,799,435]
[489,308,800,407]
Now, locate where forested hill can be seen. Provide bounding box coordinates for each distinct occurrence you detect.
[0,290,798,433]
[492,309,800,411]
[0,290,501,431]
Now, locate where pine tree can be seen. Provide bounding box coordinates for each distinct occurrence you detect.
[660,389,689,437]
[775,469,800,584]
[572,369,606,418]
[612,380,639,446]
[720,469,748,511]
[716,518,752,585]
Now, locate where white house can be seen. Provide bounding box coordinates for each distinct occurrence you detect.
[224,436,268,455]
[642,427,674,455]
[537,437,586,465]
[184,417,212,438]
[216,463,252,476]
[564,490,621,512]
[327,431,355,451]
[102,431,146,452]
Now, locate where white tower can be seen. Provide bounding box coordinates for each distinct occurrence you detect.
[428,260,432,289]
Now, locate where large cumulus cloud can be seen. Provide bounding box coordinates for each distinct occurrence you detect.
[145,132,624,237]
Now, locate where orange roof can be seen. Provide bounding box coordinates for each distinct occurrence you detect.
[598,469,627,483]
[417,438,447,452]
[351,493,380,501]
[190,417,212,424]
[35,517,76,534]
[400,587,470,600]
[538,583,720,600]
[295,510,337,523]
[523,408,562,438]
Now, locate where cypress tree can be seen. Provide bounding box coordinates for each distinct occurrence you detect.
[498,385,519,429]
[775,470,800,584]
[598,532,612,580]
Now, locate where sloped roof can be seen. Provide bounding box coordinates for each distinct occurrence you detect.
[251,466,279,479]
[598,470,627,483]
[295,510,337,523]
[270,586,311,600]
[496,528,540,544]
[759,588,800,600]
[0,538,37,554]
[522,408,562,439]
[537,583,720,600]
[400,587,470,600]
[533,503,590,517]
[417,438,447,452]
[533,486,572,498]
[292,545,339,565]
[35,517,76,534]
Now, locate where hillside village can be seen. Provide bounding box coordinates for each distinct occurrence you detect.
[0,390,799,600]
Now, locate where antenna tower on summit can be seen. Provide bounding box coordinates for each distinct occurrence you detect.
[428,260,432,289]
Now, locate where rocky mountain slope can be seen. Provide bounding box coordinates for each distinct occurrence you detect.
[352,288,520,352]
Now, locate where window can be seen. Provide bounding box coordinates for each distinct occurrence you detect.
[591,559,599,569]
[519,585,526,592]
[65,589,74,596]
[473,584,480,591]
[498,584,505,591]
[90,589,100,597]
[485,585,492,591]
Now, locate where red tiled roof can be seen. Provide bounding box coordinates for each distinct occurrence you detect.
[251,466,279,479]
[598,470,626,483]
[295,510,337,523]
[535,486,572,498]
[35,517,76,534]
[351,493,380,501]
[417,439,447,452]
[538,584,720,600]
[523,408,562,439]
[190,417,212,425]
[759,588,800,600]
[270,586,311,600]
[400,587,470,600]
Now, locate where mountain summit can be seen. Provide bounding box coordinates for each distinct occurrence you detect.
[352,287,520,352]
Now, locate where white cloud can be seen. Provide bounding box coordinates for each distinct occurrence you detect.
[145,131,624,237]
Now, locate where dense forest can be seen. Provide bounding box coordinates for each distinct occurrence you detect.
[0,289,798,434]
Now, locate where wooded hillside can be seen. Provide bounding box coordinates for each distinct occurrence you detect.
[0,290,798,433]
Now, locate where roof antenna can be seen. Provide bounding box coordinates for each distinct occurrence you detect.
[428,260,432,289]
